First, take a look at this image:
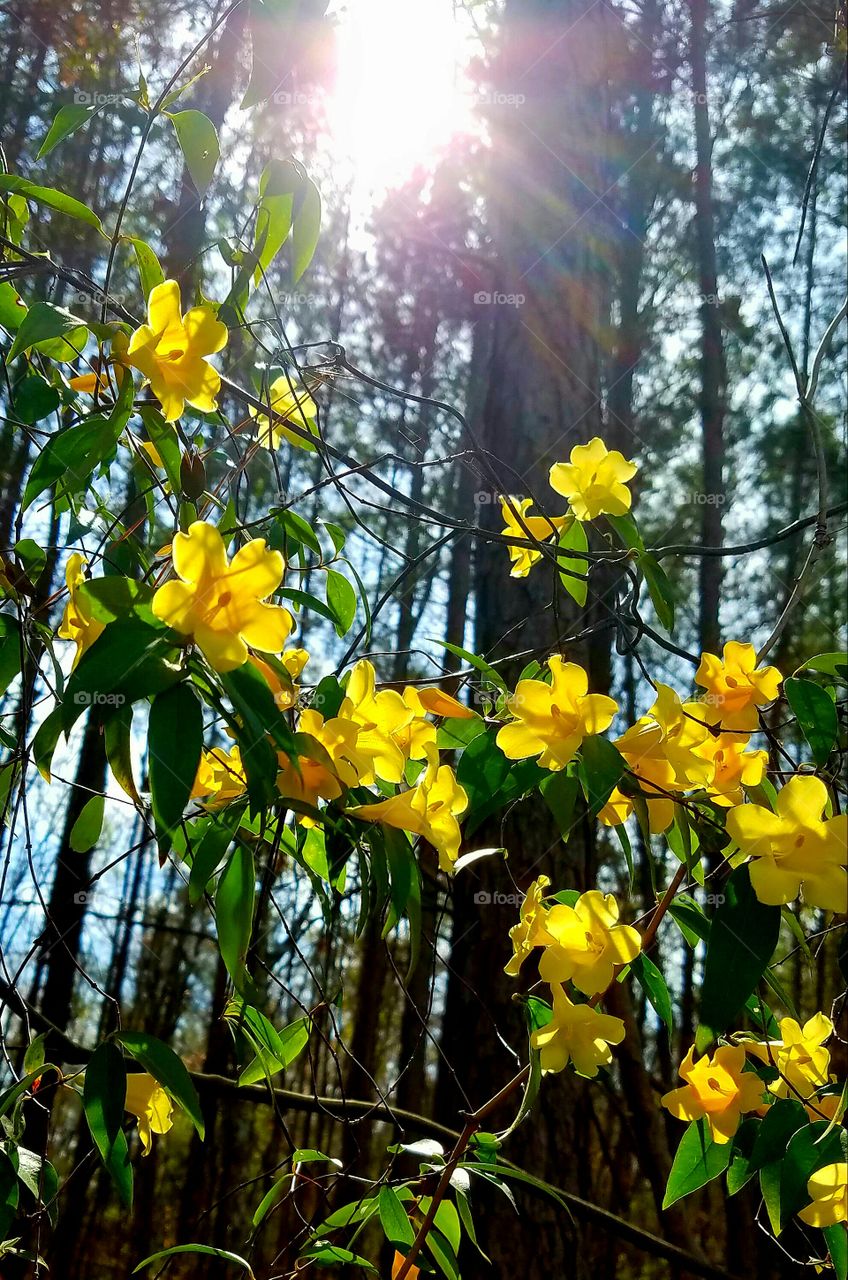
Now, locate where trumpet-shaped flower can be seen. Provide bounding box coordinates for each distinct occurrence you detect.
[152,521,293,672]
[745,1013,833,1104]
[548,437,637,522]
[496,656,618,772]
[192,744,246,804]
[58,553,105,668]
[349,745,468,872]
[725,775,847,911]
[499,496,567,578]
[340,660,418,784]
[797,1164,848,1229]
[530,985,625,1077]
[698,733,768,807]
[251,375,319,451]
[505,876,553,976]
[403,685,479,721]
[538,891,642,996]
[661,1045,764,1144]
[277,708,366,812]
[250,647,310,711]
[695,641,782,732]
[126,279,227,422]
[124,1073,174,1155]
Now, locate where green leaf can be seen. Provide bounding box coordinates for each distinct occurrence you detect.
[37,103,98,160]
[0,174,104,233]
[69,794,105,853]
[556,517,588,606]
[83,1042,132,1208]
[300,1243,376,1271]
[237,1010,310,1087]
[748,1099,807,1173]
[578,735,627,816]
[433,640,508,693]
[325,569,356,636]
[0,1150,19,1240]
[188,810,241,905]
[13,374,60,424]
[78,577,155,624]
[114,1031,204,1139]
[696,864,780,1051]
[378,1185,415,1248]
[292,176,321,283]
[22,1034,46,1075]
[638,552,675,631]
[784,676,838,766]
[23,409,124,510]
[725,1117,761,1195]
[662,1119,732,1208]
[539,771,579,840]
[630,952,673,1034]
[252,159,298,282]
[252,1174,292,1228]
[148,683,203,837]
[457,729,511,816]
[104,703,140,802]
[668,894,710,948]
[215,846,256,995]
[128,238,165,301]
[606,511,644,551]
[275,507,322,556]
[133,1246,254,1276]
[824,1224,848,1280]
[0,614,21,696]
[62,619,181,733]
[779,1121,845,1231]
[793,651,848,681]
[8,301,88,364]
[221,660,299,761]
[168,110,220,195]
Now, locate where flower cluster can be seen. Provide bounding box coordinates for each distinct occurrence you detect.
[505,878,638,1077]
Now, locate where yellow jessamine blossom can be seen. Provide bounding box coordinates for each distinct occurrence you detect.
[548,437,637,522]
[126,279,227,422]
[505,876,553,976]
[797,1164,848,1229]
[496,656,618,772]
[277,708,365,814]
[192,745,246,805]
[499,496,567,578]
[58,553,104,668]
[250,648,310,711]
[403,685,479,721]
[698,733,768,807]
[124,1073,174,1156]
[251,375,319,450]
[339,660,418,784]
[538,891,642,996]
[349,744,468,872]
[725,775,847,911]
[530,984,625,1077]
[695,641,782,732]
[152,521,293,673]
[661,1045,764,1144]
[745,1013,833,1105]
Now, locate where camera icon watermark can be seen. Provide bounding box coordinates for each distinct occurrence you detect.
[473,291,526,307]
[73,90,122,106]
[73,691,126,707]
[73,890,94,905]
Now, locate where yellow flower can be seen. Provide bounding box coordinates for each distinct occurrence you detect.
[58,553,105,668]
[126,279,227,422]
[530,985,625,1077]
[250,647,310,710]
[698,733,768,807]
[661,1045,764,1144]
[538,891,641,996]
[124,1073,173,1156]
[251,375,319,450]
[152,521,293,673]
[349,744,468,873]
[797,1164,848,1229]
[695,641,782,732]
[340,660,418,784]
[499,496,567,578]
[403,685,479,721]
[496,656,618,771]
[277,708,366,814]
[192,745,246,805]
[505,876,553,976]
[725,775,847,911]
[548,437,637,522]
[746,1013,833,1104]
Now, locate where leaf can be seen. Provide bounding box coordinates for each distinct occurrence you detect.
[378,1185,415,1247]
[83,1042,132,1208]
[23,1034,46,1075]
[188,810,241,905]
[606,512,644,551]
[748,1099,807,1174]
[662,1119,732,1208]
[539,770,579,839]
[292,176,321,283]
[638,551,675,631]
[0,614,21,696]
[578,735,627,816]
[241,0,300,109]
[252,159,298,282]
[114,1031,204,1138]
[0,1150,19,1240]
[62,619,181,734]
[779,1121,845,1231]
[300,1243,376,1271]
[793,650,848,681]
[824,1224,848,1280]
[215,846,256,995]
[69,794,105,853]
[325,569,357,636]
[8,301,87,364]
[37,103,98,160]
[78,577,155,624]
[237,1011,310,1087]
[104,704,140,802]
[168,110,220,195]
[668,894,710,948]
[252,1174,292,1228]
[133,1246,254,1276]
[556,517,588,606]
[433,640,508,693]
[725,1117,761,1195]
[696,864,780,1051]
[13,374,60,424]
[221,661,299,760]
[784,676,838,766]
[148,683,203,837]
[275,507,322,556]
[24,410,124,510]
[630,953,673,1035]
[0,174,104,233]
[128,238,165,301]
[456,729,511,816]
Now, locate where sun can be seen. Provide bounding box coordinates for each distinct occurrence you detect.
[327,0,475,195]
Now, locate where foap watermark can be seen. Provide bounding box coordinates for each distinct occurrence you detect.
[474,890,523,907]
[69,286,126,310]
[473,290,525,308]
[74,90,122,106]
[73,691,126,707]
[685,492,726,506]
[273,90,321,107]
[476,89,526,108]
[474,488,521,509]
[279,291,322,308]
